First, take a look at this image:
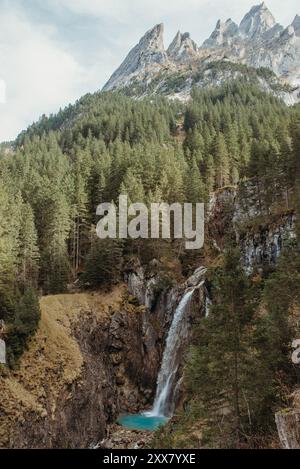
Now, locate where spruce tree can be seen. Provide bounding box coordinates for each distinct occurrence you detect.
[186,244,273,448]
[214,133,230,188]
[18,202,40,288]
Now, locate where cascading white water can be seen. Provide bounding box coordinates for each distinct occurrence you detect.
[205,295,212,318]
[118,281,206,431]
[147,289,195,418]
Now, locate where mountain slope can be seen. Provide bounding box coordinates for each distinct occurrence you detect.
[103,3,300,104]
[103,24,172,91]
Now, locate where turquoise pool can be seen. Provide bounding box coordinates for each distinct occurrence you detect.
[118,413,168,431]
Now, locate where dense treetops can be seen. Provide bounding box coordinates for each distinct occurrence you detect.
[0,80,299,367]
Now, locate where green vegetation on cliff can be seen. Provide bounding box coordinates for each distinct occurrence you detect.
[153,120,300,449]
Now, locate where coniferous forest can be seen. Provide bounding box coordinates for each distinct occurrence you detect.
[1,79,300,448]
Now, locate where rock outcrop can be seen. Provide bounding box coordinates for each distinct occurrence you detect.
[0,339,5,364]
[203,19,239,48]
[167,32,199,63]
[0,320,5,364]
[208,182,296,273]
[97,424,153,449]
[275,410,300,449]
[239,2,278,39]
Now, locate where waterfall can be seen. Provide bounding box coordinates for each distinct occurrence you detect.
[147,289,195,418]
[205,295,212,318]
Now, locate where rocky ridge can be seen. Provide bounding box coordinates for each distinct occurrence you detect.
[103,3,300,104]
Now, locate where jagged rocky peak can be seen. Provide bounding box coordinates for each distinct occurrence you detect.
[141,23,165,53]
[281,24,296,40]
[202,18,239,48]
[279,16,300,44]
[103,23,168,91]
[292,15,300,36]
[103,3,300,100]
[261,22,284,42]
[167,31,199,62]
[239,2,278,39]
[167,30,182,54]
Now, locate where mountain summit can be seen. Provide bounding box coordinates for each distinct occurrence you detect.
[202,19,239,48]
[167,32,198,63]
[103,3,300,102]
[239,2,277,38]
[103,24,169,91]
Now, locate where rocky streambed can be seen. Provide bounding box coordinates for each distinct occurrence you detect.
[96,424,153,449]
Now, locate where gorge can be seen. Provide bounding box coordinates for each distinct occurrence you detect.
[118,287,200,431]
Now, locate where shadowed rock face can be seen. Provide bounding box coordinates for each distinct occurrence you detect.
[0,289,167,449]
[292,15,300,35]
[202,19,239,48]
[208,182,296,274]
[103,3,300,102]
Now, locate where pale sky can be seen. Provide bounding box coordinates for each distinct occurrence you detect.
[0,0,299,142]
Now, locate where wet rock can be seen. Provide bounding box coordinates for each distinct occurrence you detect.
[0,339,6,365]
[97,424,153,449]
[185,266,207,288]
[275,410,300,449]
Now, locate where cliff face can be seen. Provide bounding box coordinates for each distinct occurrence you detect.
[276,409,300,449]
[0,287,166,449]
[1,182,297,449]
[0,257,206,449]
[103,24,171,92]
[208,182,296,273]
[208,184,300,449]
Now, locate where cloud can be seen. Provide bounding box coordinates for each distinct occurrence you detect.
[0,79,6,104]
[0,0,299,142]
[0,5,90,142]
[50,0,203,18]
[50,0,299,31]
[39,1,300,62]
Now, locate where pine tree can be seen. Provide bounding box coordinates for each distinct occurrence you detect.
[0,185,21,289]
[119,171,145,204]
[186,244,273,448]
[185,157,205,204]
[71,148,91,271]
[41,192,72,294]
[214,133,230,188]
[82,237,123,289]
[290,118,300,243]
[6,288,41,366]
[18,202,40,288]
[203,154,216,196]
